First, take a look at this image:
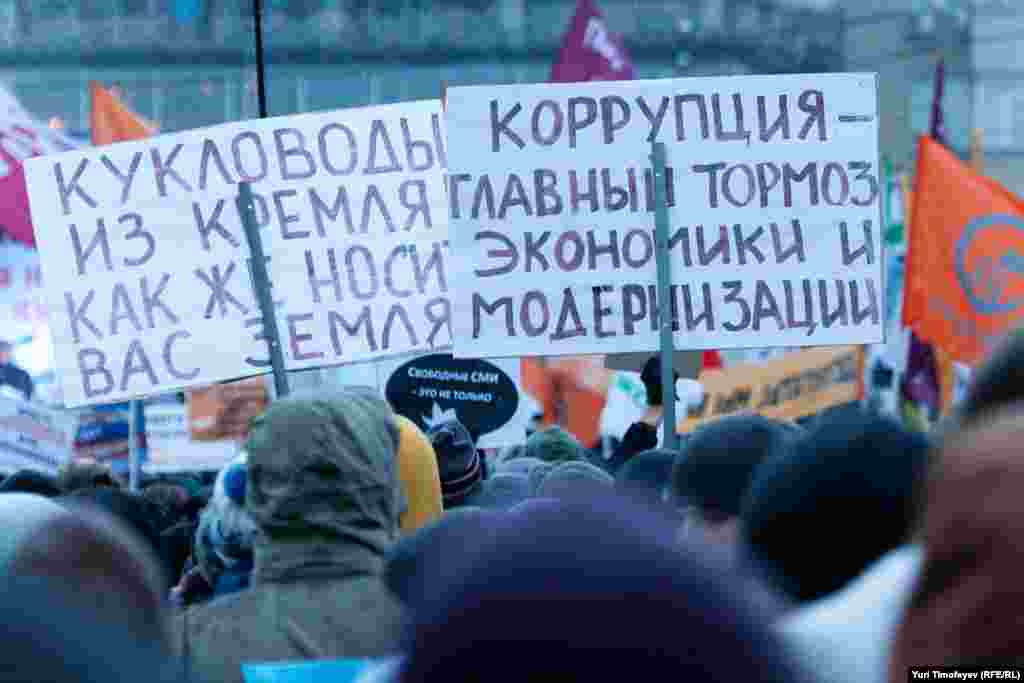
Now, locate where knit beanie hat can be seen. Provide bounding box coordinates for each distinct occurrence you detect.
[524,426,585,465]
[384,506,498,610]
[428,419,483,508]
[616,448,678,509]
[395,416,443,534]
[196,454,257,582]
[673,415,798,520]
[535,461,614,501]
[495,456,547,478]
[469,474,530,511]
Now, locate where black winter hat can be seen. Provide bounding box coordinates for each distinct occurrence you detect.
[400,495,806,683]
[428,419,484,508]
[672,414,800,521]
[740,407,930,604]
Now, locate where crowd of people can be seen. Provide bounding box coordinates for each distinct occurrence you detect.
[2,334,1023,681]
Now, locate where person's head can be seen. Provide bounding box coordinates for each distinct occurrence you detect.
[494,454,545,478]
[523,426,584,465]
[890,405,1024,673]
[616,448,678,511]
[244,391,402,580]
[141,482,191,519]
[742,408,930,604]
[470,474,530,511]
[427,419,483,510]
[0,493,168,646]
[400,495,805,683]
[56,460,119,494]
[0,339,11,365]
[65,487,172,589]
[0,573,182,683]
[194,457,257,588]
[534,461,614,501]
[673,415,800,547]
[394,416,443,533]
[384,506,498,610]
[0,469,61,497]
[641,356,680,408]
[952,327,1024,434]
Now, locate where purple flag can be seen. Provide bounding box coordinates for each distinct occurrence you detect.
[550,0,635,83]
[901,59,947,417]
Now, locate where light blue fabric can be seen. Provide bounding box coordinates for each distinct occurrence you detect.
[243,658,398,683]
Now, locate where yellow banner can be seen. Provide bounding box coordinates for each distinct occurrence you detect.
[679,346,865,431]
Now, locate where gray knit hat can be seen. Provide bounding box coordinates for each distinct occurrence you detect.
[535,461,615,501]
[524,426,585,465]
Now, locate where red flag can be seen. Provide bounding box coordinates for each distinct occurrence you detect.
[903,136,1024,365]
[0,86,77,246]
[90,82,157,145]
[550,0,635,83]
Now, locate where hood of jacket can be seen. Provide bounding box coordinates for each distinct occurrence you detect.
[245,394,402,584]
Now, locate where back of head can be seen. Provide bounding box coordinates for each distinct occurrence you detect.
[401,495,803,683]
[470,474,530,511]
[0,494,168,647]
[535,461,614,501]
[0,573,181,683]
[394,415,442,534]
[141,482,191,520]
[494,456,546,478]
[0,469,61,497]
[640,356,679,407]
[742,408,930,603]
[524,426,584,465]
[673,415,798,521]
[57,460,119,494]
[891,406,1024,673]
[427,419,483,510]
[954,328,1024,432]
[616,448,677,509]
[245,392,402,578]
[385,506,498,610]
[65,488,165,573]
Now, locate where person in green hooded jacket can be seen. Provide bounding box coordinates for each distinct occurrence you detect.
[171,389,406,683]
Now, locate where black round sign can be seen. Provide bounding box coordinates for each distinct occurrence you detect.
[384,354,519,438]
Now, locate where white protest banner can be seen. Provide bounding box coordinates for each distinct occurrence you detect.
[0,392,76,475]
[445,74,882,358]
[24,100,450,407]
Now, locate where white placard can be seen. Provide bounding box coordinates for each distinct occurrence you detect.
[0,392,76,475]
[144,402,238,473]
[445,73,883,358]
[24,100,450,406]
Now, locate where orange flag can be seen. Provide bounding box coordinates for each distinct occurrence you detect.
[89,82,156,145]
[903,136,1024,364]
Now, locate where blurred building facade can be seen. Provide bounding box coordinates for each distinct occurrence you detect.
[0,0,840,134]
[844,0,1024,194]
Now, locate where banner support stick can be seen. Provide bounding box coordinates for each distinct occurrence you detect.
[128,399,143,491]
[238,181,290,398]
[651,141,677,451]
